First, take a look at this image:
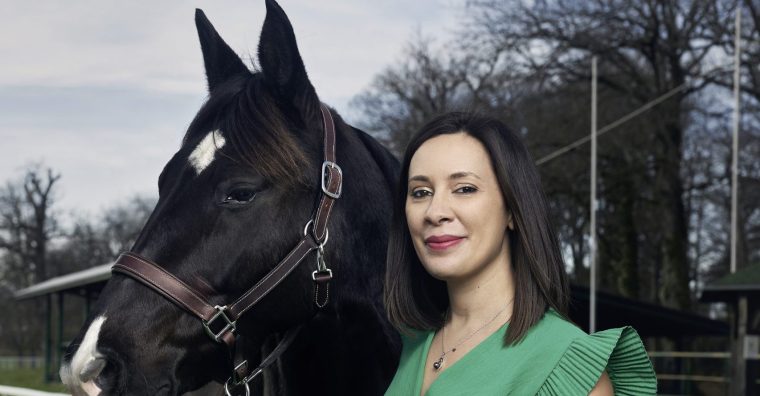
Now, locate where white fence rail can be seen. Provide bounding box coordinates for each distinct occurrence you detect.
[0,385,68,396]
[0,357,44,369]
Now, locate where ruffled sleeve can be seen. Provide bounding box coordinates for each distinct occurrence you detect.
[536,326,657,396]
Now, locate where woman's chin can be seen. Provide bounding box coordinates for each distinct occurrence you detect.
[422,261,465,281]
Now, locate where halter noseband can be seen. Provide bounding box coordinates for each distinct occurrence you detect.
[111,103,342,394]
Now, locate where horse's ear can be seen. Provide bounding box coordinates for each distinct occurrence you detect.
[195,9,250,92]
[258,0,318,107]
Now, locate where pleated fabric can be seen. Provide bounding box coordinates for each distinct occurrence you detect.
[536,326,657,395]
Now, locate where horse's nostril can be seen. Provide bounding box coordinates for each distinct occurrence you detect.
[79,357,106,383]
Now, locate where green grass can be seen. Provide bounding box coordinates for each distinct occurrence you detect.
[0,366,68,393]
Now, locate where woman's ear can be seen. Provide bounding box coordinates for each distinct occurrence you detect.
[507,212,514,231]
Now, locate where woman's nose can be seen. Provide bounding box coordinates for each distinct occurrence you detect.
[424,193,453,224]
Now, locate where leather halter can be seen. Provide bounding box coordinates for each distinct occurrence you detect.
[111,103,342,393]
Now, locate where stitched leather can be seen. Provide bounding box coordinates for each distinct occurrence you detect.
[112,253,217,321]
[314,105,340,242]
[228,236,318,317]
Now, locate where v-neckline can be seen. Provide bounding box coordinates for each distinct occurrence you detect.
[416,321,509,396]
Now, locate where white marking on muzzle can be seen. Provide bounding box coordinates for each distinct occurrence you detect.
[60,315,106,396]
[189,130,226,174]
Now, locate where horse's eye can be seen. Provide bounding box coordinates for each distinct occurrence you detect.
[223,188,257,204]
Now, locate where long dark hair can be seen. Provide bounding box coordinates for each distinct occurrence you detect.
[383,111,569,345]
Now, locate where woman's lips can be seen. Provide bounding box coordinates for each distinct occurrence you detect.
[425,236,464,251]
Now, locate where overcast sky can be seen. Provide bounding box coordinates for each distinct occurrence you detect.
[0,0,464,218]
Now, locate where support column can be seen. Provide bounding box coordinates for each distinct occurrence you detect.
[85,289,91,317]
[732,296,747,396]
[589,56,598,334]
[56,292,64,383]
[45,294,52,382]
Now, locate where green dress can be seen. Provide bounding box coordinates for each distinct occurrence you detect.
[384,309,657,395]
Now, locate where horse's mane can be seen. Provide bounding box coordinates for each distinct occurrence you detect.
[183,73,310,187]
[352,127,400,192]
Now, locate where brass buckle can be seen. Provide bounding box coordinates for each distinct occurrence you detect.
[203,305,236,343]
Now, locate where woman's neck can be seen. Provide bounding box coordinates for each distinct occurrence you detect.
[446,240,515,328]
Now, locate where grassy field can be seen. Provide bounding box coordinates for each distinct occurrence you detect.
[0,367,68,393]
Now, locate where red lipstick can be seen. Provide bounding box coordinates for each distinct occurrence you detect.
[425,235,464,251]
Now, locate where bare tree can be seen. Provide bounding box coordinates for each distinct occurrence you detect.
[351,36,473,155]
[0,166,61,287]
[101,195,155,256]
[50,195,156,275]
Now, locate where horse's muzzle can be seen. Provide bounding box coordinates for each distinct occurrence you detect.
[59,357,106,396]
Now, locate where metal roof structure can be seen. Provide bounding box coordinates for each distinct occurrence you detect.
[701,263,760,303]
[14,263,111,300]
[571,285,729,337]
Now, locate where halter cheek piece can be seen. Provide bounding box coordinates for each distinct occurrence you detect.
[111,103,342,395]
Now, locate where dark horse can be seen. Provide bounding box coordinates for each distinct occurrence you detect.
[60,1,400,394]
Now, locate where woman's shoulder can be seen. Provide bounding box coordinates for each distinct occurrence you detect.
[512,308,587,356]
[398,328,431,348]
[531,308,587,340]
[384,328,432,395]
[532,314,657,395]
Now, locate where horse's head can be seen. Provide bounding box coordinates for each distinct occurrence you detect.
[61,1,398,395]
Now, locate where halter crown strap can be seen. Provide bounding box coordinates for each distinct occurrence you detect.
[314,104,341,241]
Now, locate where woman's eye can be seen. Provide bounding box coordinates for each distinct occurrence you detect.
[410,189,431,198]
[456,186,478,194]
[223,188,257,204]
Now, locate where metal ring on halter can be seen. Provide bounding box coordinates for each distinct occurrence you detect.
[302,219,329,246]
[224,380,250,396]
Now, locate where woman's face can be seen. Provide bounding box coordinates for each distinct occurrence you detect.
[406,132,512,282]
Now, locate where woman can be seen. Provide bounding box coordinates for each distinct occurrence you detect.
[383,112,656,395]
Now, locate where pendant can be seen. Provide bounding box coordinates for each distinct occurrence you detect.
[433,356,444,371]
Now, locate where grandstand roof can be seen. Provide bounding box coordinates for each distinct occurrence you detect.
[13,263,111,300]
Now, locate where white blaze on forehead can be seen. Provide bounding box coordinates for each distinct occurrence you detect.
[61,315,106,396]
[189,130,226,174]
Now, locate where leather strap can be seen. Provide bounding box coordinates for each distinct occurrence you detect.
[112,252,238,347]
[112,253,216,321]
[313,105,341,242]
[228,326,304,392]
[227,235,318,318]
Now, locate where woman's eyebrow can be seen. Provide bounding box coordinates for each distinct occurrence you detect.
[449,171,481,180]
[408,172,481,183]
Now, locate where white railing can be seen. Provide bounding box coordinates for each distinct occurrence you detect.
[647,350,741,393]
[0,385,69,396]
[0,357,44,369]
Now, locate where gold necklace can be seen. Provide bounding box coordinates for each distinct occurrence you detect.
[432,299,513,371]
